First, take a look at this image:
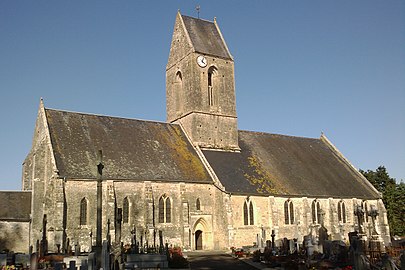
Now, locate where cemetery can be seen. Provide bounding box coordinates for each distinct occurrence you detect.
[234,206,404,270]
[1,201,404,270]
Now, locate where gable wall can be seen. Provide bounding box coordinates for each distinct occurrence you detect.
[22,106,64,252]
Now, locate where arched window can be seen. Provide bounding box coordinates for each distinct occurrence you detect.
[249,200,254,225]
[284,199,294,225]
[243,200,248,225]
[166,197,171,223]
[159,195,171,223]
[175,71,183,113]
[207,66,218,106]
[243,198,254,225]
[80,198,87,225]
[338,200,346,223]
[311,200,321,224]
[123,197,129,224]
[196,198,201,211]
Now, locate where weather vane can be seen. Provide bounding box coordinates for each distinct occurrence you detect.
[196,5,200,19]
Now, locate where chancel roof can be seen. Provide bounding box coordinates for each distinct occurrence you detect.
[45,109,212,183]
[181,15,232,60]
[202,131,379,199]
[0,191,31,221]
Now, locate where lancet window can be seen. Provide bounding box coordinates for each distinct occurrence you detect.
[338,200,346,223]
[123,197,129,224]
[284,199,294,225]
[80,197,87,226]
[311,200,321,224]
[159,195,171,223]
[243,198,254,225]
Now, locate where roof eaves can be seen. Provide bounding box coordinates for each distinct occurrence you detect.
[213,17,233,61]
[320,133,381,198]
[179,13,196,54]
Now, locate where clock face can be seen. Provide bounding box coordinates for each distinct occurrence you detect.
[197,55,207,68]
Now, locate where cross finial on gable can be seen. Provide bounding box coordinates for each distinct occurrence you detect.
[196,5,200,19]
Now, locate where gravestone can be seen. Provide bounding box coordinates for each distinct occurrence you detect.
[0,254,6,267]
[87,253,96,270]
[69,260,76,270]
[101,240,110,270]
[54,262,63,270]
[15,254,30,268]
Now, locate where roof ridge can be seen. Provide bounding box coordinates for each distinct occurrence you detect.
[239,129,319,140]
[45,107,174,126]
[181,14,214,24]
[0,190,32,193]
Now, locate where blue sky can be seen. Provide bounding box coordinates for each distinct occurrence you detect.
[0,1,404,190]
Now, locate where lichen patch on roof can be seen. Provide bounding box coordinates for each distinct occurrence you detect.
[45,109,212,183]
[203,131,380,199]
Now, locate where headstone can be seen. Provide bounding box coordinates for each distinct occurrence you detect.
[288,239,295,254]
[101,240,110,270]
[75,244,80,256]
[30,253,38,270]
[15,254,30,268]
[55,262,63,270]
[69,260,76,270]
[80,259,88,270]
[0,254,7,267]
[87,253,96,270]
[304,235,314,256]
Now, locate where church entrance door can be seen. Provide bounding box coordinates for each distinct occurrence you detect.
[195,230,203,250]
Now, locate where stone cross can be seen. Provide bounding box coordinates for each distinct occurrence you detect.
[368,205,379,236]
[271,229,276,250]
[40,214,48,257]
[131,225,136,246]
[354,205,365,234]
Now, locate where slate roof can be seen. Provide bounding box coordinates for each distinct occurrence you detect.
[45,109,212,183]
[182,15,232,60]
[202,131,379,199]
[0,191,31,221]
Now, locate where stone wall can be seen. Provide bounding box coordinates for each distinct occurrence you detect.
[22,104,63,252]
[229,195,390,248]
[0,221,29,253]
[61,180,228,252]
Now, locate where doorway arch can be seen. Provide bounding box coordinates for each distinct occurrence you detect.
[192,217,212,250]
[195,230,203,250]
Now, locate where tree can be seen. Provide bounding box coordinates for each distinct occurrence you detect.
[360,166,405,236]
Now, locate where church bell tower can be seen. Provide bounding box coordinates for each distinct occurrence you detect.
[166,12,239,150]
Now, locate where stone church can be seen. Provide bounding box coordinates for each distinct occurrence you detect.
[1,12,390,253]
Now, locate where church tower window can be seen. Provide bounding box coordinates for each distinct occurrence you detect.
[284,199,294,225]
[338,200,346,223]
[243,198,254,225]
[207,66,218,107]
[175,71,183,114]
[123,197,129,224]
[159,195,171,223]
[196,198,201,210]
[80,197,87,226]
[311,200,321,224]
